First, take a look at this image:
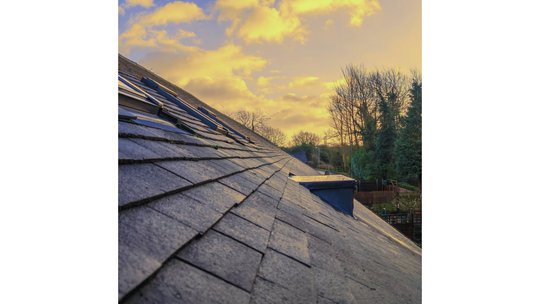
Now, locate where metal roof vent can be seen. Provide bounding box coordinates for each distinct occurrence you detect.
[289,175,356,216]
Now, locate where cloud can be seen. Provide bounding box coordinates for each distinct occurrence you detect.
[237,6,307,44]
[215,0,381,44]
[124,0,155,8]
[286,76,322,89]
[140,42,267,85]
[214,0,260,21]
[141,1,208,27]
[324,19,334,30]
[119,1,209,54]
[257,76,278,87]
[279,0,382,27]
[119,6,125,15]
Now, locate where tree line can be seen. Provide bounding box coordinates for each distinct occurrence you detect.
[226,63,421,187]
[227,108,288,147]
[327,64,422,185]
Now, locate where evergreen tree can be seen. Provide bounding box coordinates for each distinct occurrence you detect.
[356,110,377,152]
[396,79,422,183]
[352,147,376,180]
[374,93,397,179]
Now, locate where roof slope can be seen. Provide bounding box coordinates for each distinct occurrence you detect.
[118,54,421,303]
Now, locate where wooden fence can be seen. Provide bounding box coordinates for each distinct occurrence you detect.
[354,186,415,205]
[357,180,383,192]
[382,185,413,193]
[354,191,396,205]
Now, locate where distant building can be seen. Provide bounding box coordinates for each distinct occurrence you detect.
[290,151,308,164]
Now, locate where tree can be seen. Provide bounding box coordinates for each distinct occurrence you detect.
[351,147,376,179]
[392,192,421,213]
[286,143,316,161]
[289,130,321,147]
[258,125,287,147]
[395,76,422,184]
[231,108,269,131]
[374,92,397,179]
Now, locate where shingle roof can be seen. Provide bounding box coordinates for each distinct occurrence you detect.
[118,54,421,303]
[291,151,309,163]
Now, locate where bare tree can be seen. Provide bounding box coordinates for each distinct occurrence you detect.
[231,108,270,132]
[258,125,287,147]
[289,130,321,147]
[327,64,412,151]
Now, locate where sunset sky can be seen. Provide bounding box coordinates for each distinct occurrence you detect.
[118,0,421,139]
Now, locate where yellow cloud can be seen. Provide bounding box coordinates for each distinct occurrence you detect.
[280,0,382,27]
[324,19,334,30]
[119,1,208,54]
[214,0,259,21]
[257,87,274,94]
[287,76,321,89]
[177,29,196,38]
[257,76,278,87]
[270,93,331,138]
[119,6,125,15]
[143,1,208,27]
[125,0,155,8]
[323,77,347,90]
[119,24,199,54]
[222,0,381,44]
[140,42,267,86]
[237,6,307,44]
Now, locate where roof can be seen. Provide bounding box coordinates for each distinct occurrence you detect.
[290,151,308,163]
[118,54,421,303]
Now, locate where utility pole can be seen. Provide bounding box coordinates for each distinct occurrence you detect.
[316,146,320,168]
[350,139,353,178]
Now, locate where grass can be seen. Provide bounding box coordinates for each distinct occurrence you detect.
[398,182,419,192]
[370,203,397,213]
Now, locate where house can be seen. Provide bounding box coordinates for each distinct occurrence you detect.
[290,151,309,164]
[118,54,421,303]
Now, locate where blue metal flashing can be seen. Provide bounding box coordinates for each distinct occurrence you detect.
[198,106,250,141]
[141,77,229,135]
[289,175,356,216]
[118,75,163,107]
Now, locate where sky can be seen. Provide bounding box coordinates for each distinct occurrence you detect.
[118,0,421,140]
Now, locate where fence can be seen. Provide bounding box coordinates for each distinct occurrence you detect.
[376,212,422,246]
[382,185,413,193]
[357,179,383,192]
[354,191,395,205]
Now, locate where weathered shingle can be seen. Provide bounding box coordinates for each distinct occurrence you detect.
[268,220,311,266]
[257,249,317,303]
[177,230,263,292]
[154,160,227,184]
[218,172,260,196]
[213,212,271,253]
[118,206,198,299]
[118,164,192,207]
[147,193,222,234]
[182,182,246,213]
[124,259,250,304]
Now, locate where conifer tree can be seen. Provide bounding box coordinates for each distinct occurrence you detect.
[374,92,397,179]
[396,79,422,183]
